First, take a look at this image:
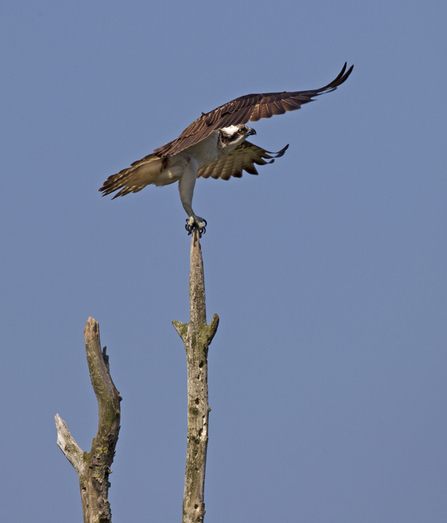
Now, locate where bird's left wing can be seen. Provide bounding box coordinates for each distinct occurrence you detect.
[197,141,289,181]
[154,63,353,158]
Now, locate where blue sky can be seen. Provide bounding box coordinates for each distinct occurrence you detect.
[1,1,446,522]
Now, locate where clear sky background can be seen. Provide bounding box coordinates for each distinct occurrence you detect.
[1,1,446,522]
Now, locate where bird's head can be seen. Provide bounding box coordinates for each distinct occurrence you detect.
[220,124,256,148]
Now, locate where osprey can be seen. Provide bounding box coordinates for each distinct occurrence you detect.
[100,63,353,235]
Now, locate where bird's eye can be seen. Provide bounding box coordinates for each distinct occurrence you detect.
[239,128,245,134]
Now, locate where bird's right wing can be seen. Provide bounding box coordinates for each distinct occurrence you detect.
[197,141,289,181]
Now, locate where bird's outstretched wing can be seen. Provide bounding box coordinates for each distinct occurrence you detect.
[154,63,353,158]
[198,141,289,181]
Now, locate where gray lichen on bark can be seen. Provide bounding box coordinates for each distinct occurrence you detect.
[55,317,121,523]
[173,230,219,523]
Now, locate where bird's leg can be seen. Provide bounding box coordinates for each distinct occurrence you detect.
[178,160,207,236]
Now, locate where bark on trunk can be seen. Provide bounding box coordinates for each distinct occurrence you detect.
[55,317,121,523]
[173,230,219,523]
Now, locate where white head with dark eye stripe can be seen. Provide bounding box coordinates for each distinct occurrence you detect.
[219,124,256,147]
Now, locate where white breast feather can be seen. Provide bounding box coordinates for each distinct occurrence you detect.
[181,131,222,170]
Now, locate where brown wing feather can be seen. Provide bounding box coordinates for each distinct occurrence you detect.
[197,141,289,181]
[154,63,353,158]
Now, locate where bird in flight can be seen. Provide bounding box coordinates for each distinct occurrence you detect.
[100,63,353,236]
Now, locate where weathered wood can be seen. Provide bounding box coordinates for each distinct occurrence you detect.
[56,317,121,523]
[173,230,219,523]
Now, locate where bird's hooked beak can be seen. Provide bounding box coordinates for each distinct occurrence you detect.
[246,127,256,136]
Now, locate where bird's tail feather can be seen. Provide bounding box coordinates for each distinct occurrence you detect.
[99,154,163,198]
